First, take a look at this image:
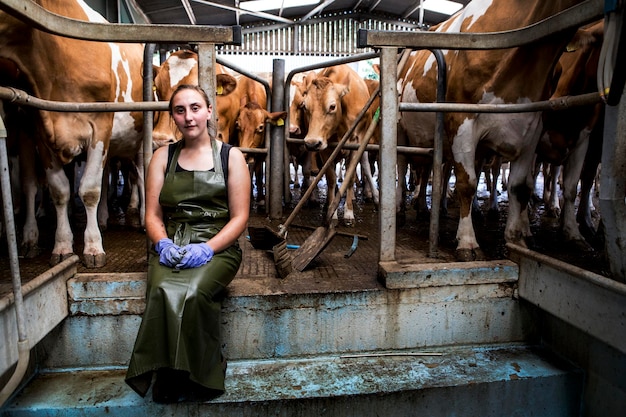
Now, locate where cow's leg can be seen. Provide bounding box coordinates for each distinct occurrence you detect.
[300,150,312,191]
[471,159,485,219]
[560,128,592,250]
[19,134,41,258]
[308,152,321,205]
[504,143,538,248]
[79,146,107,268]
[440,161,453,216]
[487,155,501,217]
[413,163,432,221]
[453,153,483,261]
[396,153,409,226]
[341,153,357,225]
[98,161,111,230]
[254,157,265,206]
[543,163,561,217]
[325,162,339,224]
[577,129,602,241]
[343,179,356,226]
[359,150,379,206]
[530,157,543,207]
[125,159,143,229]
[501,161,509,191]
[45,158,75,266]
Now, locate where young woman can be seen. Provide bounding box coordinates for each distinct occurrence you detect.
[125,84,251,403]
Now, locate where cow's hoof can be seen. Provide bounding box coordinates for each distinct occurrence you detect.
[83,253,107,268]
[455,247,485,262]
[49,252,75,267]
[20,244,41,259]
[126,208,142,229]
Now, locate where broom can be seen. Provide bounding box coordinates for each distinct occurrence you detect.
[291,107,380,272]
[247,88,380,278]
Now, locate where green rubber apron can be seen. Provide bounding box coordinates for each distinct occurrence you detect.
[126,139,242,397]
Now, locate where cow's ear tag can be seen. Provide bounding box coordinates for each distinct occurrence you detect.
[277,118,285,126]
[217,86,224,95]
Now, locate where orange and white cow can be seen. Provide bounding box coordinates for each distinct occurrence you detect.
[397,48,448,223]
[301,64,378,224]
[234,76,287,205]
[536,20,604,251]
[0,0,145,267]
[152,49,235,147]
[399,0,591,261]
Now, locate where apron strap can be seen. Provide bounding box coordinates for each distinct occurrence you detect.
[212,138,224,176]
[166,138,223,176]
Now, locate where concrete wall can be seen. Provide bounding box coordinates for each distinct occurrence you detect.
[37,263,533,369]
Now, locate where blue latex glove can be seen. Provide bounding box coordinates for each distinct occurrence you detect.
[155,238,184,267]
[176,243,214,269]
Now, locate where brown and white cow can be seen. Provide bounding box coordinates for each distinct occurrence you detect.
[399,0,591,261]
[152,49,235,147]
[301,64,378,224]
[234,77,287,205]
[287,71,318,193]
[397,47,453,224]
[536,20,604,251]
[0,0,145,267]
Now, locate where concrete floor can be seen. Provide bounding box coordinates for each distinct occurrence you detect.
[0,171,608,300]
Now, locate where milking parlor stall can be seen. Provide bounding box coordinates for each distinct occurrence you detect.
[1,0,625,415]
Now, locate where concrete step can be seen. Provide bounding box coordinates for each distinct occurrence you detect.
[36,261,529,371]
[2,344,582,417]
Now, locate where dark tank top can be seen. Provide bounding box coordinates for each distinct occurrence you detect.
[167,141,232,180]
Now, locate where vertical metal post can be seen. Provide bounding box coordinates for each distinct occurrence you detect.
[600,99,626,283]
[0,116,30,407]
[379,47,398,262]
[197,43,218,128]
[429,49,447,259]
[142,43,155,255]
[142,43,155,176]
[270,58,286,219]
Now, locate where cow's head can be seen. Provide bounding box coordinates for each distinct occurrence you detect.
[289,71,316,137]
[236,101,287,163]
[214,73,239,143]
[302,77,349,152]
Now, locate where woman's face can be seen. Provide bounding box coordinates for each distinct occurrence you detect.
[170,88,212,139]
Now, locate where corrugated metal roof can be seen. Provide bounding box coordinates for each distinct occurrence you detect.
[128,0,470,29]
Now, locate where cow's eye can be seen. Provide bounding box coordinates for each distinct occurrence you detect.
[258,124,265,133]
[329,103,336,113]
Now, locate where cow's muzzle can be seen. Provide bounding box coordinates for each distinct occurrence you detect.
[304,138,324,152]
